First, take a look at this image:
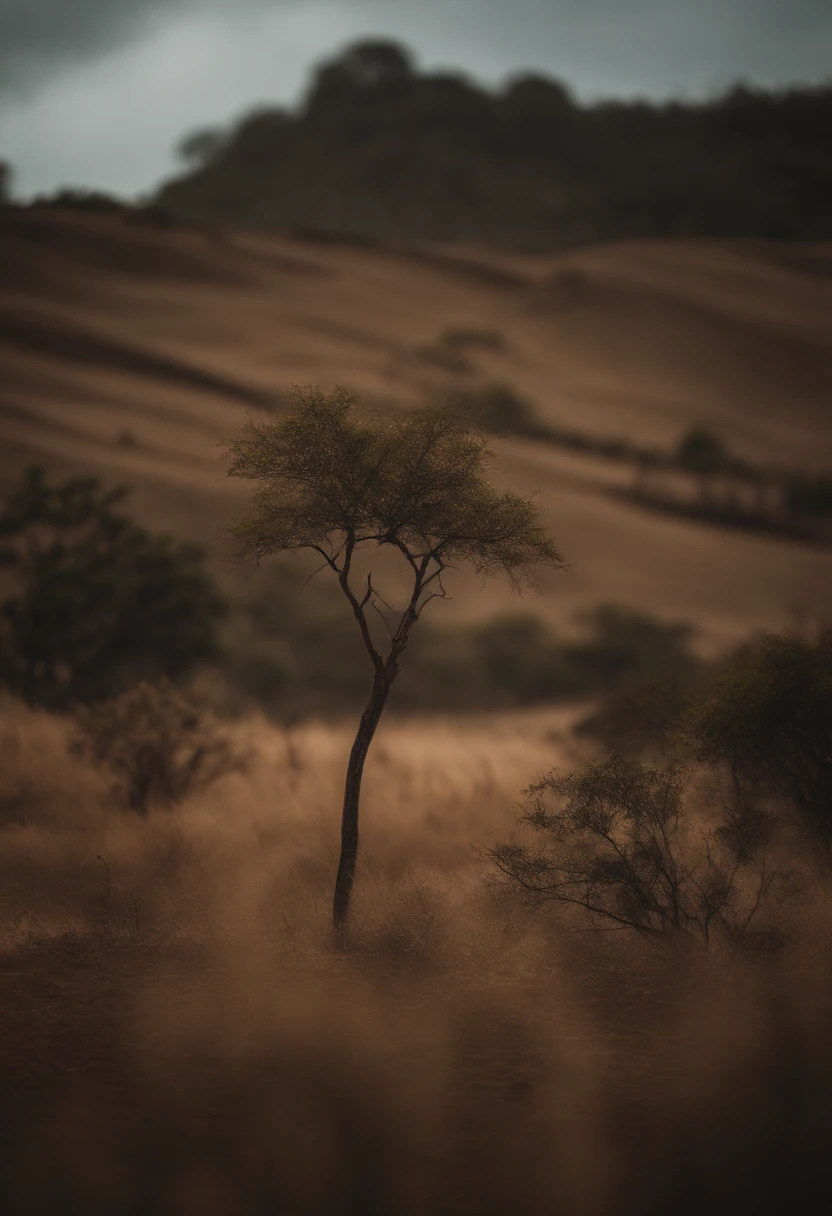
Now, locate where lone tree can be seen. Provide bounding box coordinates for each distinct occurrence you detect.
[225,387,563,929]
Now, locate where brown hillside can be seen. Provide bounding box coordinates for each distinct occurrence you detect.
[1,207,831,649]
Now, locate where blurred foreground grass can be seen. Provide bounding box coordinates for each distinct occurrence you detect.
[1,698,831,1215]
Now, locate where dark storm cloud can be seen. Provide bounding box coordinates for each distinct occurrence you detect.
[0,0,166,85]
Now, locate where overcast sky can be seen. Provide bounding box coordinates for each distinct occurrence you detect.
[1,0,830,199]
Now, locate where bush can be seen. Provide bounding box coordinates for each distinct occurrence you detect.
[489,754,780,949]
[685,631,832,861]
[72,679,247,814]
[572,606,708,754]
[0,467,226,708]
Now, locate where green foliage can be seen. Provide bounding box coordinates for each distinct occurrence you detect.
[158,42,832,247]
[0,467,225,709]
[490,754,779,948]
[72,679,247,815]
[226,387,562,589]
[686,631,832,854]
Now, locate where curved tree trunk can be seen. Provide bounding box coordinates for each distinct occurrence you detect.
[332,675,391,931]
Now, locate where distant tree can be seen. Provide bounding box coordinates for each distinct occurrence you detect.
[320,39,414,89]
[225,387,563,930]
[450,383,540,438]
[489,754,779,949]
[0,467,225,709]
[686,631,832,864]
[784,473,832,520]
[567,604,699,692]
[306,39,415,117]
[0,161,11,204]
[677,426,728,503]
[72,678,247,815]
[177,127,225,167]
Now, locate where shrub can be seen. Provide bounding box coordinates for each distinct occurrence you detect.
[489,754,780,949]
[72,679,247,814]
[685,631,832,862]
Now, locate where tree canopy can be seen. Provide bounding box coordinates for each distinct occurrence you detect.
[227,387,562,603]
[0,467,225,709]
[686,631,832,857]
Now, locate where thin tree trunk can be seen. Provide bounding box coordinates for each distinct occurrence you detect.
[332,675,391,931]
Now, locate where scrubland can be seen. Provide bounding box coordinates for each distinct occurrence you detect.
[2,696,831,1216]
[2,180,831,1216]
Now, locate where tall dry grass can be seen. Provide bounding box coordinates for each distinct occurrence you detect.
[1,695,831,1215]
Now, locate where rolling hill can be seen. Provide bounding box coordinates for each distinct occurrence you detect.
[1,203,831,650]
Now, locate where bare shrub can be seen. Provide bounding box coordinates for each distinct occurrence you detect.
[489,754,782,949]
[72,679,248,815]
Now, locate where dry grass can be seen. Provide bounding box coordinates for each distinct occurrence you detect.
[2,697,832,1215]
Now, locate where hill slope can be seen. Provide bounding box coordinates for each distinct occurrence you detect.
[1,205,831,648]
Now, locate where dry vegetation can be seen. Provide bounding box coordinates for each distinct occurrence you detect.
[2,124,831,1213]
[2,695,832,1215]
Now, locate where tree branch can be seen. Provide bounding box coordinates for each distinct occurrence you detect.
[336,538,383,673]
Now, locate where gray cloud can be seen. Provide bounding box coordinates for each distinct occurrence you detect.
[2,0,832,91]
[0,0,169,87]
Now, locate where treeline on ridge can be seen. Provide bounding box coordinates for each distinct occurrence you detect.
[155,39,831,248]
